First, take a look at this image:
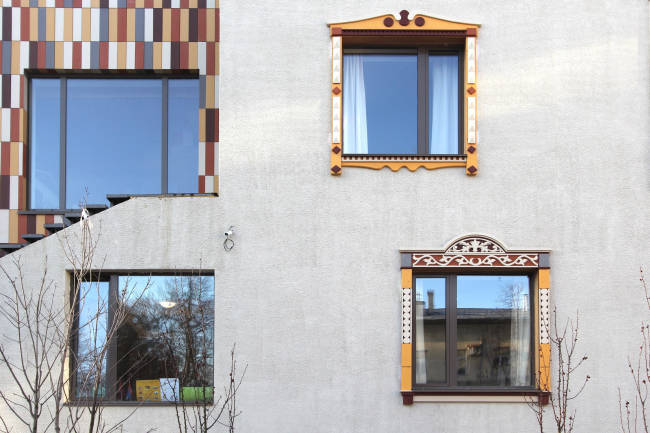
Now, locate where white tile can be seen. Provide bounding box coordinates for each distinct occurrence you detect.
[20,41,28,74]
[0,210,8,243]
[10,75,19,108]
[126,42,135,69]
[53,215,62,224]
[73,9,82,41]
[162,42,170,69]
[55,9,64,42]
[1,1,10,9]
[91,9,100,42]
[468,72,475,84]
[9,176,18,210]
[46,0,55,6]
[144,9,153,42]
[108,42,117,69]
[171,0,179,7]
[82,41,91,69]
[206,0,215,8]
[197,42,206,75]
[11,8,20,41]
[109,0,117,7]
[204,176,214,193]
[332,96,341,144]
[0,9,3,38]
[1,109,11,142]
[63,41,73,69]
[82,0,91,7]
[198,142,205,175]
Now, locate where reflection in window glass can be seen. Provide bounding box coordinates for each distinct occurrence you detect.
[415,278,446,384]
[76,281,109,398]
[168,80,199,194]
[429,55,459,154]
[116,275,214,402]
[456,275,531,387]
[343,54,417,154]
[66,79,162,208]
[30,79,61,209]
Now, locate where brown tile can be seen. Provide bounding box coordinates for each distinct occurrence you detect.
[170,41,179,69]
[2,75,11,108]
[18,214,27,238]
[3,8,12,42]
[73,41,81,69]
[37,41,46,68]
[99,41,108,68]
[153,8,162,42]
[179,41,188,69]
[188,8,197,42]
[135,41,144,68]
[21,8,29,41]
[26,214,35,233]
[118,8,127,42]
[10,109,19,142]
[171,8,180,41]
[29,41,38,68]
[198,175,204,193]
[0,175,9,208]
[197,8,205,41]
[205,141,213,175]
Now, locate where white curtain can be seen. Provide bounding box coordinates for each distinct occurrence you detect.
[429,56,458,154]
[510,291,531,387]
[343,55,368,154]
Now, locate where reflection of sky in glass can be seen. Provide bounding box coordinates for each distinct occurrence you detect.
[457,275,529,309]
[66,79,162,207]
[76,281,108,397]
[415,278,446,309]
[168,79,199,193]
[357,54,417,154]
[30,79,60,209]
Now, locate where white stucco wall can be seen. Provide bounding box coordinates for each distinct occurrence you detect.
[1,0,649,431]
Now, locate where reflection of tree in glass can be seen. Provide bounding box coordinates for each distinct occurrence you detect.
[116,275,214,399]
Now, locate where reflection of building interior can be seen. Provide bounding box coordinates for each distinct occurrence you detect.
[415,297,531,387]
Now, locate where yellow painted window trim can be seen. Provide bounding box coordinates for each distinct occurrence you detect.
[327,12,480,176]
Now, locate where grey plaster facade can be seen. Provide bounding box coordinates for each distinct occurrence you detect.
[1,0,649,431]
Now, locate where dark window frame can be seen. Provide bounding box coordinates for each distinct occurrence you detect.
[27,74,200,211]
[341,45,464,157]
[68,271,215,405]
[412,271,537,391]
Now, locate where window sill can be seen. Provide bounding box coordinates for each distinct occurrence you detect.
[401,390,550,405]
[340,154,467,172]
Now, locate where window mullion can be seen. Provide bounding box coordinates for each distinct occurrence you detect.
[417,46,427,155]
[161,77,169,194]
[59,77,66,210]
[449,275,458,387]
[106,275,119,401]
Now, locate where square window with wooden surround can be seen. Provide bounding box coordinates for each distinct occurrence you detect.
[399,235,552,404]
[328,11,479,175]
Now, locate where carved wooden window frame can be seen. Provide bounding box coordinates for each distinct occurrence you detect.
[328,11,480,175]
[399,234,551,405]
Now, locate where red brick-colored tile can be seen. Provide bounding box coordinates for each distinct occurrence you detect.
[1,143,9,176]
[10,109,19,142]
[197,9,206,41]
[74,0,82,7]
[144,0,153,8]
[171,9,180,42]
[126,0,135,7]
[55,0,64,7]
[215,8,219,42]
[73,42,82,69]
[21,8,29,41]
[135,41,144,69]
[198,175,205,193]
[99,42,108,69]
[205,142,214,176]
[20,76,24,109]
[18,214,27,239]
[45,214,54,224]
[179,41,188,69]
[118,9,127,42]
[38,41,46,69]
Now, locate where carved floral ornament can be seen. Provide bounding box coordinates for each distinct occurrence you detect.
[404,235,549,268]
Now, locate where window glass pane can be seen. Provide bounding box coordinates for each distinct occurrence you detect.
[343,54,417,154]
[415,278,446,384]
[429,55,459,154]
[168,79,199,193]
[456,275,531,387]
[66,79,162,208]
[30,79,60,209]
[116,275,214,402]
[76,281,109,398]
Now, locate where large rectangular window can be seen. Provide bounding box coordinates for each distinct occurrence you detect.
[72,273,215,403]
[30,77,200,210]
[414,275,533,388]
[342,47,462,156]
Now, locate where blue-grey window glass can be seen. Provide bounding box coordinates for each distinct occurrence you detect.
[66,79,162,208]
[456,275,532,387]
[30,79,60,209]
[415,278,446,385]
[343,54,417,154]
[429,55,459,154]
[168,79,199,194]
[116,275,214,402]
[76,281,109,398]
